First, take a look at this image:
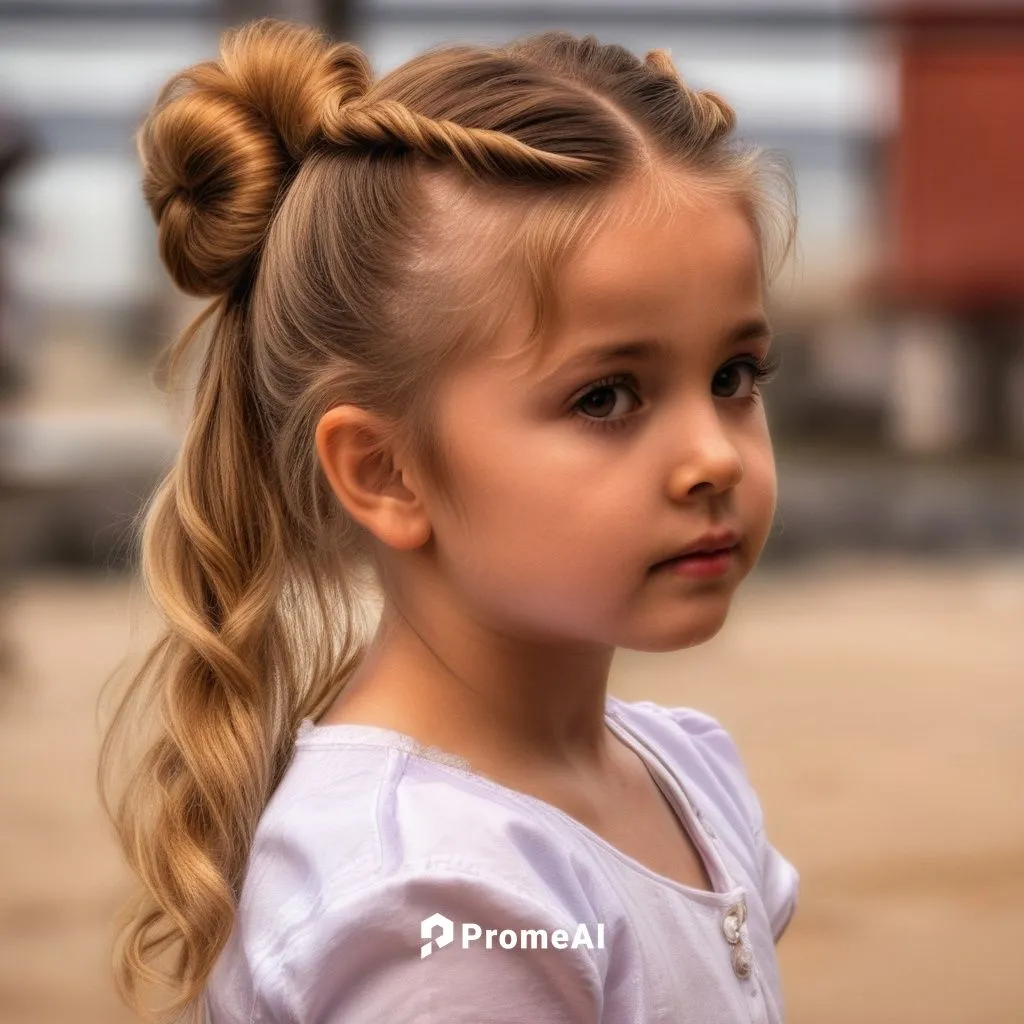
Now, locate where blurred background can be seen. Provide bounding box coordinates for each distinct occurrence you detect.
[0,1,1020,1022]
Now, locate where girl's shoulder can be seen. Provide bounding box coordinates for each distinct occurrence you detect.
[235,719,602,937]
[213,722,608,1019]
[208,701,797,1020]
[244,700,768,923]
[240,699,770,932]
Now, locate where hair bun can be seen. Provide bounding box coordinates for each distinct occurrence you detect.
[139,19,373,297]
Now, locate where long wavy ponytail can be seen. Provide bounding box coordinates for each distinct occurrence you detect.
[98,17,794,1021]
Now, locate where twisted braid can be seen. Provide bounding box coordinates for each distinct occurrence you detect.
[321,96,602,182]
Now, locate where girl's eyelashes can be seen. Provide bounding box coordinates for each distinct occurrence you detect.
[712,350,782,400]
[570,351,782,431]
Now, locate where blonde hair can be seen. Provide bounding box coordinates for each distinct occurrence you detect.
[98,18,795,1021]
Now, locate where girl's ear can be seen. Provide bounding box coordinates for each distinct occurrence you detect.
[315,405,432,551]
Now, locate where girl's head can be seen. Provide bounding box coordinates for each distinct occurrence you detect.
[102,18,794,1018]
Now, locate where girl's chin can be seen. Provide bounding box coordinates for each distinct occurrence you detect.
[623,609,733,654]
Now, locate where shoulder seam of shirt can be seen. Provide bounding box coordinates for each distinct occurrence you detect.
[376,745,403,873]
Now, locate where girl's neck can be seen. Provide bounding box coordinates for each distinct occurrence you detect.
[320,599,619,775]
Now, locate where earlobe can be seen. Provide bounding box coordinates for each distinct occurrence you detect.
[315,405,432,551]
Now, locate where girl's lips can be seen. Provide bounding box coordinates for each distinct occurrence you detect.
[651,529,742,570]
[653,544,738,578]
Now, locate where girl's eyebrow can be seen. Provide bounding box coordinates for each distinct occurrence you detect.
[730,317,773,346]
[537,316,772,385]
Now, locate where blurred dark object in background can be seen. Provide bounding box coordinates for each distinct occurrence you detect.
[219,0,354,36]
[0,101,36,676]
[0,103,35,402]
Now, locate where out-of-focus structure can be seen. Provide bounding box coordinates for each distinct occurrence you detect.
[0,0,1021,570]
[885,2,1024,454]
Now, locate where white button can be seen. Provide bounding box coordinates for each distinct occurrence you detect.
[722,899,752,979]
[721,898,747,944]
[730,940,753,979]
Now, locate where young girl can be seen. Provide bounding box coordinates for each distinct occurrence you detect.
[100,18,799,1024]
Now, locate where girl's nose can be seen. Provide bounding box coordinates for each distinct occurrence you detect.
[664,414,744,500]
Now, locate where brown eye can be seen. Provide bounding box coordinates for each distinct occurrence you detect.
[571,375,642,431]
[580,386,618,417]
[715,352,782,400]
[712,361,757,399]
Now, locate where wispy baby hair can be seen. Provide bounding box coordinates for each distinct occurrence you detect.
[98,17,795,1020]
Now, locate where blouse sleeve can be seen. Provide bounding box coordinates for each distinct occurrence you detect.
[270,866,605,1024]
[667,705,800,943]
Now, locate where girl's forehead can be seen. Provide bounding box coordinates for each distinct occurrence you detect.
[491,227,765,387]
[426,167,763,380]
[526,199,763,358]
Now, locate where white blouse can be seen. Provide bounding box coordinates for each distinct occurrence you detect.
[206,696,800,1023]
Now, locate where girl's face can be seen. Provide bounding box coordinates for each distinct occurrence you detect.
[421,177,777,654]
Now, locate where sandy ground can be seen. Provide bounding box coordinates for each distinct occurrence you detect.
[0,555,1021,1024]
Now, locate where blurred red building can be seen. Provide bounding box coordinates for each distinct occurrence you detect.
[887,2,1024,449]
